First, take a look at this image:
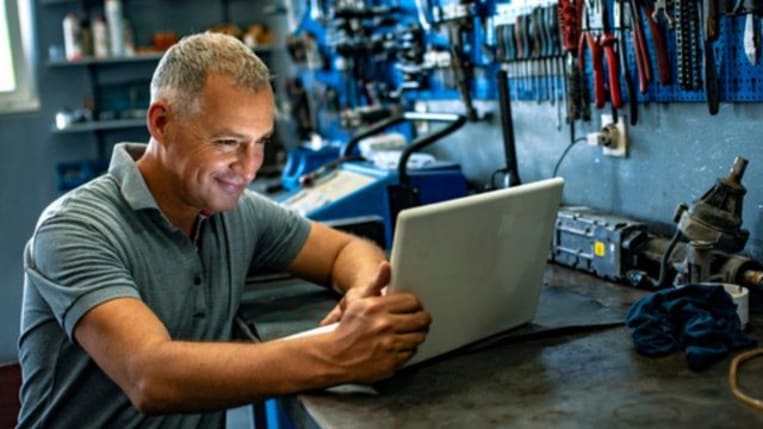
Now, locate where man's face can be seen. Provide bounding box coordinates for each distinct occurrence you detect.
[162,74,274,214]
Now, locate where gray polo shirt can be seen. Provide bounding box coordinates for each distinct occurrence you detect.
[18,143,311,428]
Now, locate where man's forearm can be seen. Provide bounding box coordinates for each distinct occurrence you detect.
[329,237,387,294]
[129,334,344,414]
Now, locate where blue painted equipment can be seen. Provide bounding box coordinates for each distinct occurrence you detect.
[280,112,469,247]
[280,144,340,191]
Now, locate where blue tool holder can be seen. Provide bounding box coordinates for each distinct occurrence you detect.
[624,6,763,102]
[496,0,763,105]
[291,0,763,120]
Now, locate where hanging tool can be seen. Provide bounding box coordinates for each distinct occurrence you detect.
[676,0,702,91]
[579,2,606,108]
[638,0,671,84]
[743,1,759,65]
[530,6,543,103]
[580,0,623,109]
[446,21,479,121]
[702,0,721,115]
[652,0,675,28]
[598,0,624,109]
[626,0,652,93]
[547,4,563,126]
[559,0,590,122]
[615,0,638,124]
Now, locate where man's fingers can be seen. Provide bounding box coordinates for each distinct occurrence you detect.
[393,331,428,350]
[319,305,342,326]
[388,312,431,334]
[367,261,391,295]
[375,292,426,315]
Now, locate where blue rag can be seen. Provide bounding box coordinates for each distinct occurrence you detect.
[625,284,757,370]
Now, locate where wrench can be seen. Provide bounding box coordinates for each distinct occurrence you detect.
[652,0,675,28]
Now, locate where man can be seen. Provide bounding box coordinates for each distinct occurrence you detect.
[18,32,431,428]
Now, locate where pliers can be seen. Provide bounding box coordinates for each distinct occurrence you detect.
[578,0,623,109]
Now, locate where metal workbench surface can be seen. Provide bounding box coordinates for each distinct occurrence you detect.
[238,265,763,428]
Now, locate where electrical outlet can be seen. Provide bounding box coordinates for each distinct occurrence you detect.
[599,114,627,157]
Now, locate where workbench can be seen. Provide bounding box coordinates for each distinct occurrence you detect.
[238,265,763,428]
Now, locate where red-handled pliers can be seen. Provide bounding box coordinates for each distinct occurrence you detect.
[579,0,623,109]
[578,2,605,108]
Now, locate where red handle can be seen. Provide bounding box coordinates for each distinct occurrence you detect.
[632,13,653,85]
[586,33,605,108]
[631,32,648,93]
[643,4,671,85]
[600,33,623,109]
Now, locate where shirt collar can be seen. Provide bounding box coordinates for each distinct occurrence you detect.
[108,143,160,212]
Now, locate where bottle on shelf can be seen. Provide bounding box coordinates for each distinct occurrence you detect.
[92,15,110,59]
[105,0,125,57]
[62,12,82,61]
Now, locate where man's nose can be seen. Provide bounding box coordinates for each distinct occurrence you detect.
[234,144,262,182]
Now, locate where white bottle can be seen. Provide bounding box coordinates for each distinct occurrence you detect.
[92,16,109,58]
[62,12,83,61]
[104,0,125,57]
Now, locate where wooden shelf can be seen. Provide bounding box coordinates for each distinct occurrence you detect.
[51,118,146,133]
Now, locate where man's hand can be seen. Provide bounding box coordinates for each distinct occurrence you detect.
[319,261,431,383]
[320,260,391,326]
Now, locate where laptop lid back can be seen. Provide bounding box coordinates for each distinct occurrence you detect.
[389,177,564,365]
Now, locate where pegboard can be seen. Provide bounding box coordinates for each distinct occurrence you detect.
[626,7,763,102]
[494,0,763,105]
[289,0,763,128]
[591,1,763,104]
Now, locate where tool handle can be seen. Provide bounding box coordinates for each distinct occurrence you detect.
[506,24,517,60]
[558,0,581,52]
[631,11,653,84]
[587,33,606,108]
[618,22,638,124]
[632,31,649,93]
[515,17,524,59]
[705,40,721,115]
[643,4,671,84]
[600,34,623,108]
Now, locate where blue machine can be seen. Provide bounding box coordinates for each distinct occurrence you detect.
[280,112,469,247]
[280,144,340,192]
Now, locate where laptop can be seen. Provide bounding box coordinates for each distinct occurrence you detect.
[285,177,564,367]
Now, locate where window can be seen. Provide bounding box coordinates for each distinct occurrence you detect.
[0,0,38,113]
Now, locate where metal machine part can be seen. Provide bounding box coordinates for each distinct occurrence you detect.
[550,206,763,290]
[675,157,750,254]
[551,207,648,282]
[281,111,468,247]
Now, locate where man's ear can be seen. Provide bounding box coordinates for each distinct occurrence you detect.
[146,100,170,143]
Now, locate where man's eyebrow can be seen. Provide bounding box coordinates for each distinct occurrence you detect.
[258,130,274,140]
[209,128,249,139]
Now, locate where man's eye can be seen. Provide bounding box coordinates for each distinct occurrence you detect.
[257,137,272,146]
[216,139,238,147]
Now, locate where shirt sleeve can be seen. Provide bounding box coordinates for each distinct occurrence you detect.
[241,191,311,273]
[25,215,140,341]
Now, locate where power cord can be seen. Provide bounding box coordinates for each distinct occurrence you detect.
[729,347,763,409]
[552,137,587,177]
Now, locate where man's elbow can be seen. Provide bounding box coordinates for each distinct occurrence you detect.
[126,371,179,415]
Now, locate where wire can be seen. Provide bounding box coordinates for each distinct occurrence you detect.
[729,347,763,409]
[552,137,587,177]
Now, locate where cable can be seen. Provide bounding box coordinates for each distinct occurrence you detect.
[552,137,587,177]
[729,347,763,409]
[654,229,682,288]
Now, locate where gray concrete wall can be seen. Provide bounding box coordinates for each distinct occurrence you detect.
[427,100,763,260]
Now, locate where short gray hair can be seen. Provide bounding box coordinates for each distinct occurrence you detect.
[150,32,271,117]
